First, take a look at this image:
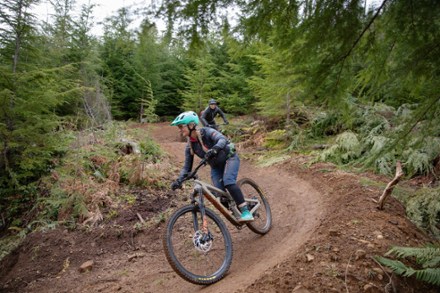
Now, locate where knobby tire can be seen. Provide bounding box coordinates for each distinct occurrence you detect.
[238,178,272,235]
[163,205,233,285]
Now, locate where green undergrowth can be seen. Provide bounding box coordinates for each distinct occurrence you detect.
[3,122,170,240]
[0,234,24,262]
[233,113,439,240]
[0,122,174,261]
[256,152,291,167]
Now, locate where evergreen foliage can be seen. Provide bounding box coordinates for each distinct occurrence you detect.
[100,8,138,120]
[154,0,440,177]
[136,23,186,118]
[206,33,255,115]
[137,78,158,123]
[248,43,304,123]
[0,0,77,226]
[181,52,219,113]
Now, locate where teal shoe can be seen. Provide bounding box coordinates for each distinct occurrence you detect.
[239,206,254,222]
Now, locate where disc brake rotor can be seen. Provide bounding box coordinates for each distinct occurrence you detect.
[193,230,213,252]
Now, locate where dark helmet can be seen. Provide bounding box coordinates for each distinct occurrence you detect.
[209,99,218,105]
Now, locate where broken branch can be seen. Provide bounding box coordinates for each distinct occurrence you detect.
[377,161,404,210]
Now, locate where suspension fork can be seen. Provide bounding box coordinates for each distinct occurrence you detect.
[191,184,209,233]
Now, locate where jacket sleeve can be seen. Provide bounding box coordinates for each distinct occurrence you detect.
[203,127,228,150]
[201,108,209,126]
[217,108,228,123]
[178,145,194,181]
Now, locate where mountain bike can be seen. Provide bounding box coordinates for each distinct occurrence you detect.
[163,158,272,285]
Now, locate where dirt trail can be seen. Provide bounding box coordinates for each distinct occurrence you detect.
[139,123,326,292]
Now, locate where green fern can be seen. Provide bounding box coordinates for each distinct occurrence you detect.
[308,111,344,138]
[386,246,440,266]
[404,149,432,176]
[401,136,440,177]
[376,244,440,286]
[356,103,392,137]
[364,133,388,155]
[406,187,440,237]
[336,131,360,152]
[374,153,395,175]
[319,131,361,164]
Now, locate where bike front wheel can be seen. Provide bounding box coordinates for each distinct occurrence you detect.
[163,205,233,285]
[238,178,272,235]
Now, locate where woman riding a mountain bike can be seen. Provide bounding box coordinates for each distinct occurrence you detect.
[170,111,253,222]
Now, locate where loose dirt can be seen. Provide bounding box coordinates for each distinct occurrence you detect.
[0,122,437,293]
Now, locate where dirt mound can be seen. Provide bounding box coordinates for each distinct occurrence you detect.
[0,122,437,293]
[243,159,436,293]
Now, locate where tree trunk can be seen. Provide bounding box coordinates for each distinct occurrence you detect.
[286,90,291,126]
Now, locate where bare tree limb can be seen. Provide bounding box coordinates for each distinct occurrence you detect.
[334,0,390,89]
[136,213,145,223]
[377,161,404,210]
[339,0,390,62]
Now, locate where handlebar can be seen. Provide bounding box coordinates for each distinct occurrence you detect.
[181,158,207,182]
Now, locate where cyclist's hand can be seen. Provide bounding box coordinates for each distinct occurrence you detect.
[224,121,229,125]
[171,180,182,190]
[205,148,218,160]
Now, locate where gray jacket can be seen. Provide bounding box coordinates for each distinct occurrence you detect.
[178,127,233,181]
[201,106,228,126]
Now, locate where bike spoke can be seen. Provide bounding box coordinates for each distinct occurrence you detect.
[169,209,228,277]
[238,178,272,235]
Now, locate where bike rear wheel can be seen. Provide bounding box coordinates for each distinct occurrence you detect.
[238,178,272,235]
[163,205,233,285]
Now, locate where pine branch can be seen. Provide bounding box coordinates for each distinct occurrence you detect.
[339,0,390,62]
[335,0,390,89]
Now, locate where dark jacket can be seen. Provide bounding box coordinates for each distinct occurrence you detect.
[201,106,228,126]
[178,127,233,181]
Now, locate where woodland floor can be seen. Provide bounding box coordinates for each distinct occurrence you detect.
[0,122,438,293]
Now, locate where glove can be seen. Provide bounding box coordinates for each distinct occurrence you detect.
[225,121,229,125]
[205,147,220,159]
[171,179,182,190]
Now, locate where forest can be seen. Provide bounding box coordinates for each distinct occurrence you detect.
[0,0,439,287]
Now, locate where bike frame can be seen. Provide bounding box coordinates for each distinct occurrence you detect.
[189,175,261,228]
[164,158,271,285]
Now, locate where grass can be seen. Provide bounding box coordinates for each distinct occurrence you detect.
[0,234,23,262]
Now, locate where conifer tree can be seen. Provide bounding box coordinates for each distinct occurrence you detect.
[71,3,112,126]
[206,27,255,115]
[0,0,77,224]
[134,19,186,117]
[100,7,139,120]
[181,52,219,113]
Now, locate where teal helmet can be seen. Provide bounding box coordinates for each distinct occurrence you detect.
[171,111,199,126]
